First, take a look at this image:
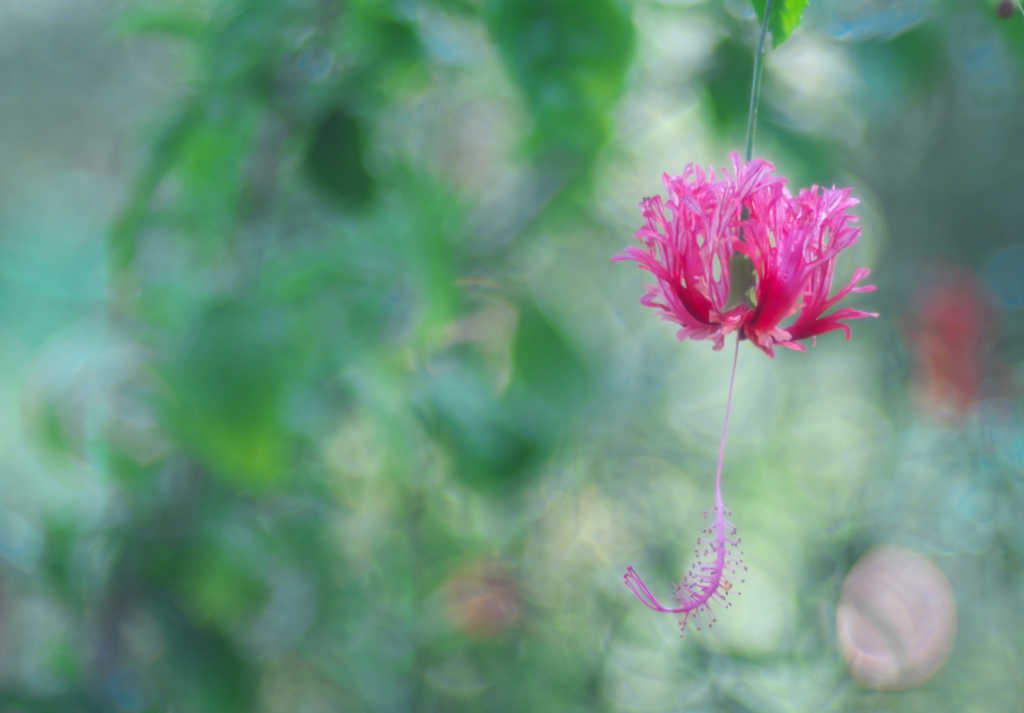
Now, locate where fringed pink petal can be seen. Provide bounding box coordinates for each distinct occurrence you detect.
[616,155,875,356]
[614,154,785,348]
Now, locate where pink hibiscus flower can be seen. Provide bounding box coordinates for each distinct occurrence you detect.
[613,152,877,358]
[615,153,879,635]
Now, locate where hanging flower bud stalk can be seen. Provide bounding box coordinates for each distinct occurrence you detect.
[615,0,877,635]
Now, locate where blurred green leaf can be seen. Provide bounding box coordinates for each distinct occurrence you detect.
[46,639,81,683]
[344,7,426,92]
[422,304,587,491]
[32,398,76,458]
[398,170,464,337]
[167,627,258,713]
[178,115,259,220]
[114,5,208,40]
[422,353,544,490]
[486,0,634,161]
[512,304,587,407]
[164,302,292,489]
[305,110,377,208]
[702,39,754,135]
[759,119,841,185]
[885,25,949,89]
[109,102,202,275]
[206,0,298,88]
[847,25,948,125]
[751,0,808,48]
[422,0,479,15]
[361,13,422,64]
[41,519,77,600]
[182,546,270,626]
[854,25,949,96]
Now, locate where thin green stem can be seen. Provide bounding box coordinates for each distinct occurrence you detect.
[744,0,774,163]
[732,0,774,271]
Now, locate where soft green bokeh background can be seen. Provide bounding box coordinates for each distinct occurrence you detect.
[1,0,1023,710]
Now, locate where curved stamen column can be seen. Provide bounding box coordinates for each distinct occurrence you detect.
[623,335,747,634]
[624,506,746,633]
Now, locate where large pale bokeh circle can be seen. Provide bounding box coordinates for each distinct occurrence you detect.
[836,546,957,689]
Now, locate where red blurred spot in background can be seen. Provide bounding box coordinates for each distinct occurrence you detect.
[905,266,1003,419]
[443,560,520,638]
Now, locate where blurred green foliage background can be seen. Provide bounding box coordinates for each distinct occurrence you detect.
[1,0,1024,710]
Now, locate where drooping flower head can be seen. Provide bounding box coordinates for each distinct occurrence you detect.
[615,154,878,635]
[613,152,877,357]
